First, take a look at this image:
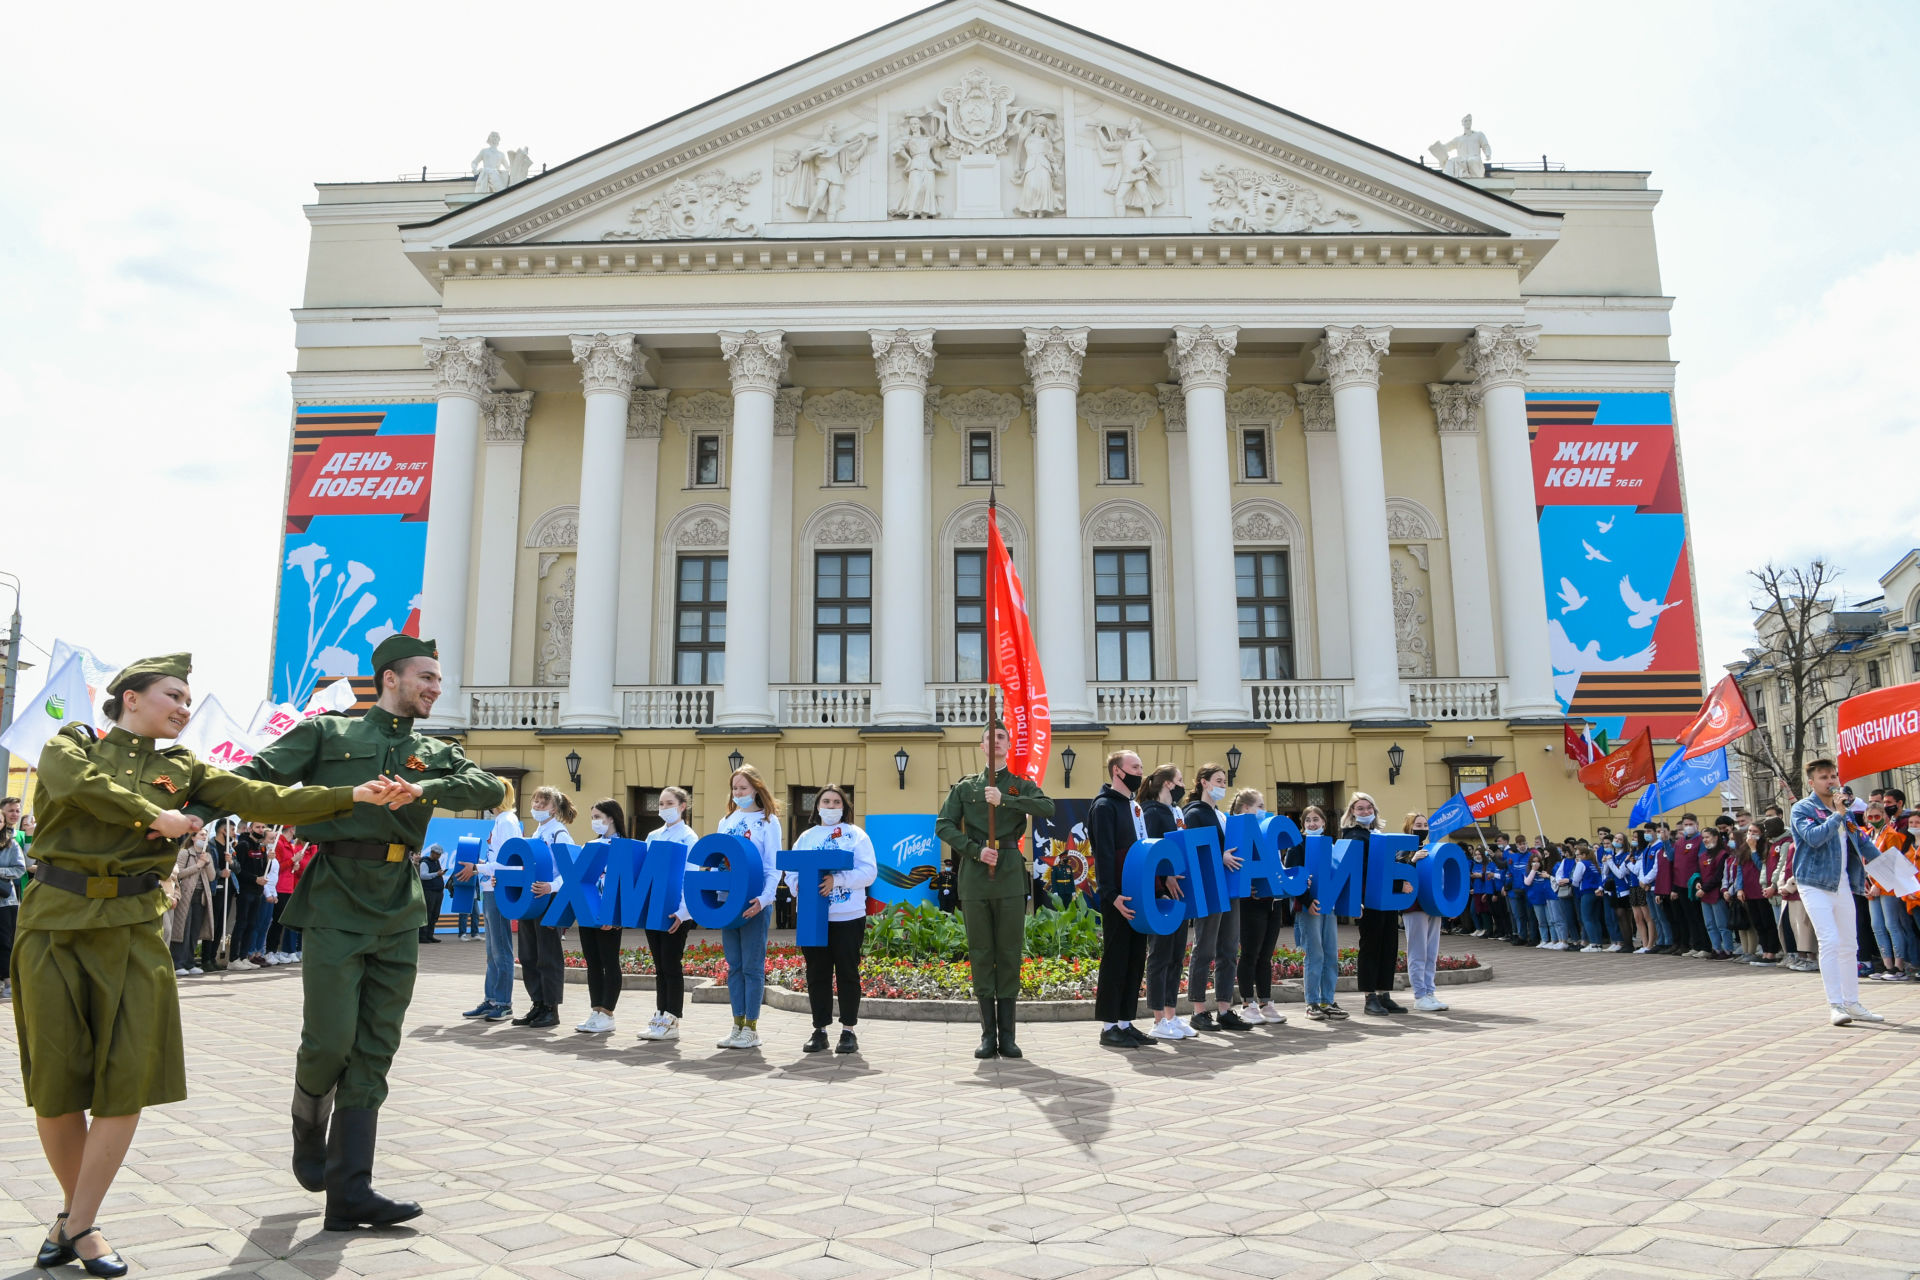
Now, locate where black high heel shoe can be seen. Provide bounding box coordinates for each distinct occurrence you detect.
[65,1226,129,1278]
[35,1212,74,1268]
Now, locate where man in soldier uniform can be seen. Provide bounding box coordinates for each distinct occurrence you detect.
[191,635,504,1230]
[935,719,1054,1060]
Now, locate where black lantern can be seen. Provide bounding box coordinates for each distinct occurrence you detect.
[1060,744,1077,788]
[564,748,583,791]
[727,748,744,774]
[894,746,910,789]
[1387,742,1405,786]
[1226,744,1243,786]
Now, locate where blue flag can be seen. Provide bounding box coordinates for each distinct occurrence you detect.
[1630,747,1729,827]
[1427,792,1475,843]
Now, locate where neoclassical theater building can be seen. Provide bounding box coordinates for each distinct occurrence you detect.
[285,0,1694,842]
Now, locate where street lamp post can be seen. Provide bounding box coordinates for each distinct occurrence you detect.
[0,572,21,790]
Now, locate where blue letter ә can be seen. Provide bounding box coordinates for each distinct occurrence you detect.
[775,845,856,947]
[682,832,765,930]
[1120,836,1190,935]
[1416,841,1472,918]
[1363,833,1419,913]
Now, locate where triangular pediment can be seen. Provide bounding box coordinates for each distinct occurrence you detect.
[404,0,1557,254]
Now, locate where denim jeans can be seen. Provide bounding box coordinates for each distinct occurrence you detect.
[1702,900,1734,952]
[722,906,773,1019]
[1533,901,1559,943]
[1577,894,1607,946]
[1509,891,1537,943]
[1556,895,1580,944]
[249,897,275,956]
[1403,910,1441,999]
[481,890,515,1009]
[1869,895,1920,966]
[1650,896,1672,946]
[1293,908,1339,1006]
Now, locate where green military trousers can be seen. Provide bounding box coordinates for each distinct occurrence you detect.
[295,926,419,1110]
[963,894,1026,999]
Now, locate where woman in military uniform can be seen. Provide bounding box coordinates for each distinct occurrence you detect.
[13,654,408,1276]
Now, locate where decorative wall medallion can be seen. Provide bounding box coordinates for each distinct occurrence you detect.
[677,516,728,548]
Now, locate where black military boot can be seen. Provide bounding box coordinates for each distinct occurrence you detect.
[291,1084,334,1192]
[996,999,1023,1059]
[973,997,998,1059]
[323,1109,423,1231]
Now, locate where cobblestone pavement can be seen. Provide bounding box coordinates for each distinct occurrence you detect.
[3,931,1918,1279]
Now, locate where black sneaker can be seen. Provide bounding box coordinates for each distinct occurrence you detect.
[1305,1004,1327,1020]
[836,1030,859,1054]
[1380,994,1407,1014]
[509,1003,545,1027]
[1364,993,1390,1016]
[1189,1011,1216,1031]
[1099,1027,1136,1048]
[1121,1024,1153,1046]
[525,1006,560,1029]
[1323,1002,1350,1020]
[803,1029,830,1053]
[1217,1009,1254,1031]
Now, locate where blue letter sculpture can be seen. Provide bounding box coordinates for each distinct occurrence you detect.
[1363,833,1419,914]
[1310,835,1366,917]
[682,832,766,931]
[775,845,857,946]
[1172,826,1223,919]
[542,839,609,929]
[1120,836,1189,935]
[491,836,551,921]
[602,837,686,930]
[1416,841,1472,919]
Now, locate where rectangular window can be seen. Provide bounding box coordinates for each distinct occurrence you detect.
[955,550,985,682]
[673,555,726,685]
[1242,428,1269,480]
[814,551,873,684]
[1093,548,1153,681]
[694,435,722,486]
[1104,429,1130,481]
[1867,659,1882,689]
[830,432,858,484]
[967,430,994,483]
[1235,550,1294,679]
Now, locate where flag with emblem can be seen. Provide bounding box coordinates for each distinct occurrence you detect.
[1578,729,1656,807]
[0,652,97,763]
[1673,675,1756,761]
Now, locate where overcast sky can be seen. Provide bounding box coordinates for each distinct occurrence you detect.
[3,0,1916,712]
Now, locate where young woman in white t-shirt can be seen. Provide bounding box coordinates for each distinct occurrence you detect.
[783,783,878,1055]
[635,787,699,1043]
[511,786,575,1031]
[714,766,783,1050]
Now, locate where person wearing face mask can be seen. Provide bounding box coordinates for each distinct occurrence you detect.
[635,788,699,1042]
[1090,750,1152,1048]
[1670,815,1710,957]
[1790,759,1883,1025]
[573,800,629,1035]
[1290,804,1346,1018]
[1696,828,1734,959]
[1140,763,1194,1038]
[1736,824,1781,965]
[1183,764,1253,1031]
[1524,850,1559,948]
[1342,793,1404,1016]
[1628,831,1657,954]
[1601,836,1634,952]
[1397,813,1449,1011]
[461,782,522,1023]
[1863,801,1918,983]
[1234,790,1290,1025]
[715,765,784,1050]
[1505,833,1537,948]
[511,786,577,1031]
[784,784,877,1054]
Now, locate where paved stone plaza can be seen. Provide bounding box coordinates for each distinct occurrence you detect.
[2,934,1917,1279]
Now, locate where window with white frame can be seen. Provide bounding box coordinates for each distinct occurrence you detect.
[1102,429,1133,482]
[814,551,873,684]
[690,433,724,488]
[829,431,859,485]
[1093,549,1153,680]
[674,555,726,685]
[1239,428,1272,482]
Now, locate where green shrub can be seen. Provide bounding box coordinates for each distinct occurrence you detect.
[864,898,1104,962]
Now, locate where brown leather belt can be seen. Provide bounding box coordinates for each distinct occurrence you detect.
[33,864,163,899]
[320,840,414,864]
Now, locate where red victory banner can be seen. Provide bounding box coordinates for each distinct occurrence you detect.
[1674,675,1756,760]
[286,435,436,532]
[986,508,1050,783]
[1837,681,1920,782]
[1579,729,1656,807]
[1466,774,1533,820]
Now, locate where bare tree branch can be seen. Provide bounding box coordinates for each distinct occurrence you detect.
[1740,558,1860,802]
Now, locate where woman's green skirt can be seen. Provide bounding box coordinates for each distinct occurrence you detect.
[12,918,185,1117]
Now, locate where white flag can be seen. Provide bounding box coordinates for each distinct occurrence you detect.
[175,694,262,769]
[304,678,356,715]
[0,653,97,763]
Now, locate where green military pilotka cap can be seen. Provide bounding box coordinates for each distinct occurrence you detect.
[107,652,192,695]
[371,634,438,679]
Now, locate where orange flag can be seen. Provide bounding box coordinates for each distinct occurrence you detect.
[1579,729,1656,807]
[1675,675,1756,760]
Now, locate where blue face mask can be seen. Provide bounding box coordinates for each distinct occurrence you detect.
[733,795,757,810]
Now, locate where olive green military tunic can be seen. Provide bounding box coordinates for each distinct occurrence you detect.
[193,706,504,1109]
[935,768,1054,999]
[14,724,358,1117]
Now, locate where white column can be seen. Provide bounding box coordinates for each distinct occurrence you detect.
[1297,384,1350,680]
[615,390,666,686]
[419,337,498,727]
[1157,384,1199,683]
[1167,325,1247,724]
[1022,327,1095,723]
[562,334,640,728]
[471,390,532,687]
[770,389,801,684]
[1315,325,1404,721]
[1467,324,1559,718]
[871,328,937,725]
[1430,383,1497,677]
[714,330,789,728]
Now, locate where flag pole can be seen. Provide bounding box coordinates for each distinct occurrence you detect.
[986,487,999,880]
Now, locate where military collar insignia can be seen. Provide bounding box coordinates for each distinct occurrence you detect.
[364,706,414,736]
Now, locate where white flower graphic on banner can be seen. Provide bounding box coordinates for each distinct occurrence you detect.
[282,542,378,707]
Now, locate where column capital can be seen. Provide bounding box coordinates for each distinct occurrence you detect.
[626,388,668,439]
[423,336,500,402]
[870,328,937,393]
[1426,382,1480,434]
[1166,324,1239,391]
[569,333,640,397]
[483,389,533,443]
[718,329,790,396]
[1312,325,1392,392]
[1021,326,1089,392]
[1463,323,1541,392]
[1294,382,1336,432]
[1155,383,1186,433]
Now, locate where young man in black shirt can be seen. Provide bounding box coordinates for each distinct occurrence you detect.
[1089,750,1151,1048]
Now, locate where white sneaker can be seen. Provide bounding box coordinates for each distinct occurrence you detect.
[1238,1003,1264,1024]
[576,1011,614,1034]
[1633,947,1649,955]
[1259,1002,1283,1024]
[1413,995,1446,1012]
[1830,1004,1853,1026]
[736,1026,762,1049]
[1842,1001,1885,1023]
[175,967,189,976]
[1177,1017,1199,1038]
[1607,944,1623,952]
[1580,945,1603,954]
[717,1026,745,1048]
[1150,1020,1184,1040]
[188,967,203,975]
[637,1013,680,1042]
